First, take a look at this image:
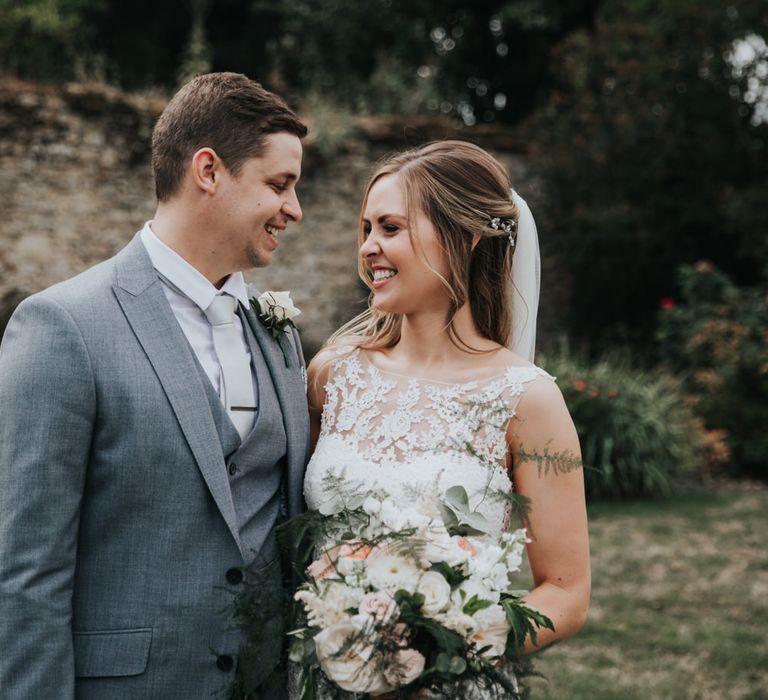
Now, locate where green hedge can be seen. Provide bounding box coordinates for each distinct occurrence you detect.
[541,351,705,500]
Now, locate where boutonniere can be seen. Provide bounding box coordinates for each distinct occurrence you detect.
[249,290,301,368]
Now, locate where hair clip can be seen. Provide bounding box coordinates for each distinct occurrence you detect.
[489,216,517,247]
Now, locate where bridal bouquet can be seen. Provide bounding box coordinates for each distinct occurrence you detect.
[288,483,553,699]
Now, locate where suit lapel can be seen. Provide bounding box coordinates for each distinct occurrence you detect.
[112,236,246,557]
[241,302,309,515]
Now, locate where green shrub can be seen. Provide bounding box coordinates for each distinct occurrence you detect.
[657,263,768,478]
[541,350,705,500]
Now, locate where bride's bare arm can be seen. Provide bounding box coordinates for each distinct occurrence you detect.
[507,377,591,654]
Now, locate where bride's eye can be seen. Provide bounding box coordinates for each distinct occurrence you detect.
[383,224,399,234]
[363,223,372,236]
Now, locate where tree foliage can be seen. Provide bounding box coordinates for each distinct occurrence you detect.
[527,1,768,351]
[0,0,601,122]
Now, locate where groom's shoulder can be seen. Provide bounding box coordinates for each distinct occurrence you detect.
[31,235,141,312]
[23,260,116,323]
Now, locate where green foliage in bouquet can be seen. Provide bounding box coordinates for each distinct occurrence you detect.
[541,350,705,500]
[657,262,768,478]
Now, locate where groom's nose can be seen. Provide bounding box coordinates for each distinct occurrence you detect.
[283,190,302,222]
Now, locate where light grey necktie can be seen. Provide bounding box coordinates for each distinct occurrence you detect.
[204,294,256,440]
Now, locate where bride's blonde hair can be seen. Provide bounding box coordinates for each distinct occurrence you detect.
[328,140,519,353]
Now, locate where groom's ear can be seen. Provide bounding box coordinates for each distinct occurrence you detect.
[191,147,220,195]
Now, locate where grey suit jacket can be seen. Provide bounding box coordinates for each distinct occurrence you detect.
[0,234,310,698]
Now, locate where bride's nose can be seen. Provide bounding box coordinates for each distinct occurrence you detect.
[359,232,380,258]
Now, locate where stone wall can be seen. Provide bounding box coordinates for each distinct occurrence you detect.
[1,78,549,355]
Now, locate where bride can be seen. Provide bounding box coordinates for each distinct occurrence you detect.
[303,140,590,697]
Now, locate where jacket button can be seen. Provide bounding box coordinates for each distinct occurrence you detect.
[226,567,243,585]
[228,462,238,476]
[216,654,234,672]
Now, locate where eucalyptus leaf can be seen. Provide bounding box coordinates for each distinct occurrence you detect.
[438,503,460,530]
[435,652,452,673]
[318,495,343,516]
[448,656,467,674]
[344,494,366,510]
[289,639,305,662]
[459,510,491,534]
[444,485,470,511]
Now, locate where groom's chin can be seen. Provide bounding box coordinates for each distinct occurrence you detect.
[247,248,273,269]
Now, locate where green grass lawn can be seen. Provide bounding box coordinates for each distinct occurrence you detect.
[524,487,768,700]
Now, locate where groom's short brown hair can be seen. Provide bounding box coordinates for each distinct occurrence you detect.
[151,72,308,201]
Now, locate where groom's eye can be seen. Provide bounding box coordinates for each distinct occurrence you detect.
[270,182,287,192]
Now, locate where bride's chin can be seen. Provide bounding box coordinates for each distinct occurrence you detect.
[372,296,401,314]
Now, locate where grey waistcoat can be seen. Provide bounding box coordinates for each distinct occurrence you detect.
[195,308,288,565]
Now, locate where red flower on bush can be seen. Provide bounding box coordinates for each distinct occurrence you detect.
[608,388,619,398]
[573,379,587,392]
[659,297,676,310]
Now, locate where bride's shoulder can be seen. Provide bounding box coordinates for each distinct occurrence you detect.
[507,357,568,423]
[307,342,359,384]
[487,348,554,380]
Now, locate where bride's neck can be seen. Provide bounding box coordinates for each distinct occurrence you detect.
[395,304,498,366]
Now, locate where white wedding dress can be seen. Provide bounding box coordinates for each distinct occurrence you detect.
[298,347,554,699]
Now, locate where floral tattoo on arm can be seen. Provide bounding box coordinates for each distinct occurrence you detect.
[510,440,584,478]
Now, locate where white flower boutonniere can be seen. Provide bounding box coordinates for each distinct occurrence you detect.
[249,290,301,368]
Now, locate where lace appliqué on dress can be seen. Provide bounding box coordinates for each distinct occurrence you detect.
[305,348,554,542]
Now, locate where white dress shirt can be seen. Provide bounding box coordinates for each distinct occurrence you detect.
[140,221,255,399]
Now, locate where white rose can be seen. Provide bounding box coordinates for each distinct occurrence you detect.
[359,591,398,623]
[382,648,426,687]
[314,621,393,694]
[470,604,511,658]
[416,571,452,616]
[257,290,301,320]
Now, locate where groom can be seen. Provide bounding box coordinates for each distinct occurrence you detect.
[0,73,310,698]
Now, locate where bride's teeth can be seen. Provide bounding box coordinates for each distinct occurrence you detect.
[266,225,278,236]
[373,269,397,281]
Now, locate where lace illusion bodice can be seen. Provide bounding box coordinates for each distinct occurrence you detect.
[304,348,554,541]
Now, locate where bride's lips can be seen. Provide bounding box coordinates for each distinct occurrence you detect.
[370,266,398,290]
